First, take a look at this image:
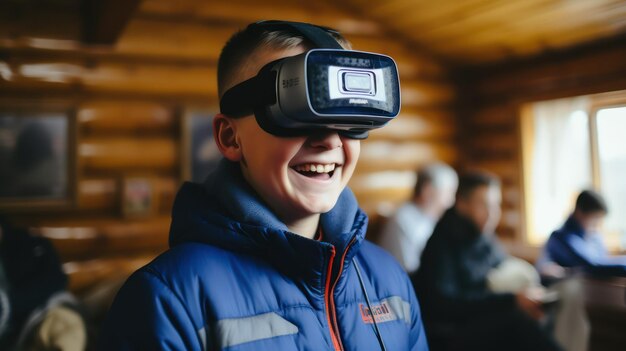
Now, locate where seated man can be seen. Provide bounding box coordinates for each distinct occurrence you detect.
[378,163,458,273]
[539,189,626,277]
[412,172,561,351]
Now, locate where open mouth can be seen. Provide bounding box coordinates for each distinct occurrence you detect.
[291,163,338,180]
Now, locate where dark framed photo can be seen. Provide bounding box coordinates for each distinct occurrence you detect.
[0,107,75,210]
[181,107,222,183]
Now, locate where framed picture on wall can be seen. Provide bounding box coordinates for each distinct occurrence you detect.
[0,107,75,210]
[181,107,222,183]
[120,176,158,218]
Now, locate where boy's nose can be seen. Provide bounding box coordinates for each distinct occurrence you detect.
[308,131,343,150]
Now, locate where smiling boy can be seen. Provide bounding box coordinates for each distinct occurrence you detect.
[100,21,428,350]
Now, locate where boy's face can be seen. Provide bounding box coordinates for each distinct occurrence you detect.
[456,184,502,234]
[574,210,605,234]
[219,46,360,222]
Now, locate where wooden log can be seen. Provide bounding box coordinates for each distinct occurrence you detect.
[357,140,458,172]
[77,178,118,211]
[350,170,416,208]
[0,58,217,96]
[78,101,175,135]
[138,0,383,36]
[79,137,177,172]
[0,5,82,41]
[468,132,518,155]
[77,176,178,212]
[64,255,154,293]
[470,105,517,129]
[402,80,455,107]
[117,19,233,60]
[35,216,171,261]
[368,107,457,141]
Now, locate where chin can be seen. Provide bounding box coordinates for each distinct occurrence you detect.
[299,195,339,214]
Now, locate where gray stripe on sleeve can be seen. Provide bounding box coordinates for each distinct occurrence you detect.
[198,326,208,351]
[216,312,298,348]
[384,296,412,324]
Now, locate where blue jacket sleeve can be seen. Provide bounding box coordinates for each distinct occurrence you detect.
[99,269,205,351]
[407,276,429,351]
[550,233,626,277]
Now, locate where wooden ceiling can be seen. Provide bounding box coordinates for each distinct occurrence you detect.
[1,0,626,67]
[343,0,626,65]
[134,0,626,66]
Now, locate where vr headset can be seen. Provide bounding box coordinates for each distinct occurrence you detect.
[219,20,401,139]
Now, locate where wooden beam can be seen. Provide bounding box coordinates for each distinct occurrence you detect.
[82,0,142,44]
[0,0,83,41]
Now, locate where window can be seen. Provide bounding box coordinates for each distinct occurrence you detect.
[521,91,626,251]
[595,106,626,249]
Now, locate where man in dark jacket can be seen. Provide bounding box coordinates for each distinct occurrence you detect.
[0,217,85,351]
[539,189,626,277]
[101,21,428,350]
[412,172,561,351]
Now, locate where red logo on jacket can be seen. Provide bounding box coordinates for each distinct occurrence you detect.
[359,301,396,324]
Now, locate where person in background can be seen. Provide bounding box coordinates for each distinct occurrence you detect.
[412,171,562,351]
[378,163,458,273]
[0,217,86,351]
[538,189,626,278]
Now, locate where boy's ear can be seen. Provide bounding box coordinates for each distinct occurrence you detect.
[213,113,242,162]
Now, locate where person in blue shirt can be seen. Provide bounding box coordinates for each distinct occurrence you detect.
[539,189,626,278]
[378,163,458,274]
[100,21,428,350]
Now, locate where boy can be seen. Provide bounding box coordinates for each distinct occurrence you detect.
[100,21,428,350]
[413,172,561,351]
[539,189,626,277]
[378,163,458,274]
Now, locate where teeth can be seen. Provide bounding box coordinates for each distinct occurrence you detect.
[294,163,336,174]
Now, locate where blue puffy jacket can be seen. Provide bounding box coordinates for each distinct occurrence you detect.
[100,160,428,350]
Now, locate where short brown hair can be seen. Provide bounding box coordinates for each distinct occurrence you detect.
[217,23,351,98]
[456,171,500,200]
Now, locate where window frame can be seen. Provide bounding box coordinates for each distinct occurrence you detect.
[520,90,626,252]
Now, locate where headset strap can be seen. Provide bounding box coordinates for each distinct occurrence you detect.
[251,20,344,50]
[219,67,277,117]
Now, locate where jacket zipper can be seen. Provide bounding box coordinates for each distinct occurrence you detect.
[325,237,357,351]
[324,247,342,350]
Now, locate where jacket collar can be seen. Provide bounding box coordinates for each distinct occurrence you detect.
[168,159,367,293]
[562,214,585,238]
[434,207,507,272]
[438,207,483,244]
